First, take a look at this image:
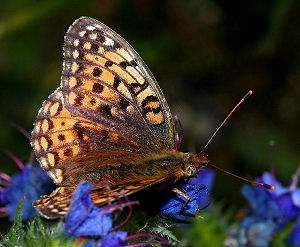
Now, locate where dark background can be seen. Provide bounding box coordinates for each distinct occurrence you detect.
[0,0,299,230]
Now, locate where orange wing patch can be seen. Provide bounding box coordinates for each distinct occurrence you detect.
[32,89,114,178]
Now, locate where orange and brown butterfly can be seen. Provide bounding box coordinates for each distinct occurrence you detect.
[31,16,209,219]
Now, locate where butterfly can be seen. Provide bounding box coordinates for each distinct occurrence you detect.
[31,16,209,219]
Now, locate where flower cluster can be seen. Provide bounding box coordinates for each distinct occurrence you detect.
[60,168,215,246]
[0,149,55,220]
[225,166,300,247]
[64,182,174,247]
[159,167,214,220]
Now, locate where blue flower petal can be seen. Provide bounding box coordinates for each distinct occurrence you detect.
[247,220,277,247]
[292,188,300,207]
[288,215,300,246]
[102,231,127,247]
[277,194,298,227]
[188,167,215,191]
[242,185,281,221]
[0,164,54,220]
[160,184,208,220]
[241,169,300,245]
[81,231,127,247]
[261,172,288,196]
[64,182,113,236]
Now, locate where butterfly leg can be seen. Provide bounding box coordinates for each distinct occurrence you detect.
[172,188,191,214]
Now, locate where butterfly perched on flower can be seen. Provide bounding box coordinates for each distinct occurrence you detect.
[31,16,209,218]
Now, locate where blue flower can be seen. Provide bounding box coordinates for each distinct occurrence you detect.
[228,165,300,247]
[160,167,214,220]
[0,162,55,220]
[225,220,277,247]
[81,231,127,247]
[160,183,208,219]
[247,220,277,247]
[188,167,215,191]
[242,171,300,229]
[64,182,113,236]
[101,231,127,247]
[66,182,173,247]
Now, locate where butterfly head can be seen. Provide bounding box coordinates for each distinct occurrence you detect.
[183,152,209,177]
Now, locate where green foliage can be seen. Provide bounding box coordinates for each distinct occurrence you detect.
[143,214,180,243]
[1,202,176,247]
[0,216,80,247]
[272,223,293,247]
[0,199,67,247]
[4,198,24,244]
[0,199,298,247]
[176,204,232,247]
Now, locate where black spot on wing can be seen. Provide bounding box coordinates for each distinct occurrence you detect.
[141,95,162,115]
[74,95,84,106]
[96,33,105,43]
[143,106,162,115]
[105,60,113,67]
[92,83,104,93]
[64,148,73,157]
[131,60,137,67]
[90,98,96,105]
[119,61,131,69]
[92,67,102,77]
[77,62,85,73]
[119,97,129,110]
[58,134,65,141]
[112,42,121,49]
[113,75,121,89]
[98,104,112,118]
[90,43,99,52]
[141,95,159,107]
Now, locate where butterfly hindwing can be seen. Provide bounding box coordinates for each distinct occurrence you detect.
[33,174,173,218]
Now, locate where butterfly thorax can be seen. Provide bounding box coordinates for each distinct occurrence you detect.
[181,152,209,178]
[135,151,209,181]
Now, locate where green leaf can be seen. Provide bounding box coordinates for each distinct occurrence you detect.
[272,222,293,247]
[152,225,179,243]
[7,198,24,242]
[175,204,230,247]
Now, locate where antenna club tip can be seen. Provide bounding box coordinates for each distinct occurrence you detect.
[263,184,275,190]
[249,90,253,95]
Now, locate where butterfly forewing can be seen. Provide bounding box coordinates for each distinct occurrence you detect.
[62,17,176,151]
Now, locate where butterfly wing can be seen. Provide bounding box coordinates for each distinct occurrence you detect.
[33,174,174,218]
[32,88,143,186]
[31,17,179,218]
[62,17,176,151]
[31,88,174,218]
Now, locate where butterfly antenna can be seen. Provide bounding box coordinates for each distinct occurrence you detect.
[208,163,275,190]
[197,90,253,156]
[10,122,31,141]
